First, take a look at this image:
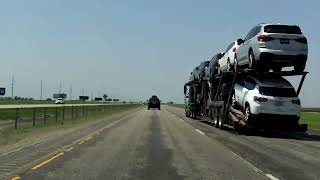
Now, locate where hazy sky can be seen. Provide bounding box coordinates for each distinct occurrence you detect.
[0,0,319,106]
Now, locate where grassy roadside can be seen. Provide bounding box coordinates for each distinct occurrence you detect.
[170,104,185,109]
[171,104,320,130]
[0,105,140,152]
[299,112,320,130]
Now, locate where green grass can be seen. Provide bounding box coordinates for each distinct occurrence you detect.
[300,112,320,130]
[0,104,140,146]
[171,104,185,109]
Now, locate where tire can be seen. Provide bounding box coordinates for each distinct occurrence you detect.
[244,104,251,122]
[231,92,236,107]
[158,107,161,110]
[217,64,221,75]
[214,108,219,128]
[248,50,256,69]
[294,64,305,74]
[234,55,238,72]
[218,107,224,129]
[227,59,231,72]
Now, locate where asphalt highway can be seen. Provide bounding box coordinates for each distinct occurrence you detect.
[3,106,320,180]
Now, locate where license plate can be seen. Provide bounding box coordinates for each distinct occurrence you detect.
[275,101,283,106]
[280,39,289,44]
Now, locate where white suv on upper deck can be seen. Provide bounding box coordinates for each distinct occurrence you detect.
[235,23,308,73]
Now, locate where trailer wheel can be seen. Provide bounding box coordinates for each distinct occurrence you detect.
[218,108,224,129]
[245,104,251,122]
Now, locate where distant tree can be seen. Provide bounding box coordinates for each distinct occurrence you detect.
[46,98,52,101]
[122,101,127,104]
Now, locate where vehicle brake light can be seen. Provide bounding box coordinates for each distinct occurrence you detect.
[257,35,273,42]
[253,96,268,102]
[295,37,307,44]
[232,47,237,52]
[292,99,301,105]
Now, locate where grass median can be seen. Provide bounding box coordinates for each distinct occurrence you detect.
[299,112,320,130]
[0,104,140,152]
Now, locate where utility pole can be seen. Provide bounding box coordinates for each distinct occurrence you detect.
[59,81,62,94]
[11,75,15,99]
[91,92,93,101]
[69,84,72,100]
[40,80,43,101]
[82,88,84,96]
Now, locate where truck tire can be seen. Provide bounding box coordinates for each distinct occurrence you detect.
[218,107,224,129]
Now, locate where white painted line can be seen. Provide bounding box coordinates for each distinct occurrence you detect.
[266,174,279,180]
[195,129,205,135]
[0,137,51,157]
[178,118,184,122]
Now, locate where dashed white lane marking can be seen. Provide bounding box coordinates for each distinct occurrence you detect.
[265,174,279,180]
[195,129,205,135]
[178,118,184,122]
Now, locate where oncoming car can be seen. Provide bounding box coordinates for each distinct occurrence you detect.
[55,98,65,104]
[233,76,301,128]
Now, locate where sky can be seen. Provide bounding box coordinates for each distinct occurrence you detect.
[0,0,319,106]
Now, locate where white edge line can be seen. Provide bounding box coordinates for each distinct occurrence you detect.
[195,129,205,135]
[265,174,279,180]
[0,137,51,157]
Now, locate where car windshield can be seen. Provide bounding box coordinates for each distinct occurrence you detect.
[259,86,297,97]
[264,25,302,34]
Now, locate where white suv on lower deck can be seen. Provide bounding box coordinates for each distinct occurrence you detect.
[233,76,301,127]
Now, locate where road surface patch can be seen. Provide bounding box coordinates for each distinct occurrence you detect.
[31,152,64,170]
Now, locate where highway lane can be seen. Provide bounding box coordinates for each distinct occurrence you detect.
[167,106,320,180]
[17,107,268,180]
[6,105,320,180]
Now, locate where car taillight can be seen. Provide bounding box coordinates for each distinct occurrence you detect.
[232,47,237,52]
[292,99,301,105]
[257,35,273,42]
[295,37,307,44]
[253,96,268,102]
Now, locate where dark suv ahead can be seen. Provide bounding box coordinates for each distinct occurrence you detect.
[148,95,161,110]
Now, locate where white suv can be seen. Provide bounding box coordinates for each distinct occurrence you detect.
[234,76,301,127]
[235,23,308,73]
[218,40,241,73]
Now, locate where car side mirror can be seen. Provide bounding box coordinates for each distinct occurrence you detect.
[237,38,244,45]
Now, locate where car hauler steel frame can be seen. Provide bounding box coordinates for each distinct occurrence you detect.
[184,69,309,132]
